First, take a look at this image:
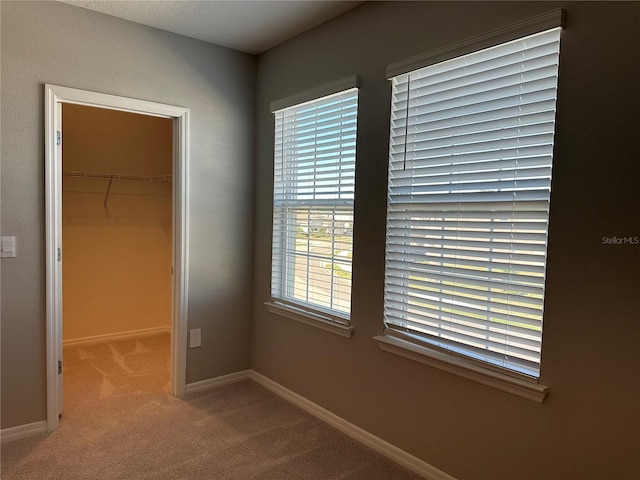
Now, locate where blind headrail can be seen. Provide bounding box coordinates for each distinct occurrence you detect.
[386,8,565,79]
[270,75,360,113]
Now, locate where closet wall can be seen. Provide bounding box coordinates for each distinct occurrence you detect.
[62,104,173,342]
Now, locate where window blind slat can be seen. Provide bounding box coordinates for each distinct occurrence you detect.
[384,285,545,321]
[383,317,542,362]
[386,216,549,230]
[390,146,554,170]
[385,246,547,270]
[391,85,558,124]
[384,327,542,375]
[383,303,543,346]
[389,159,552,185]
[384,277,544,308]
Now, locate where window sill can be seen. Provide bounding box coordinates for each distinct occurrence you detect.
[265,301,354,339]
[373,335,548,403]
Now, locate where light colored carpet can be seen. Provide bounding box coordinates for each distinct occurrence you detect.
[1,334,422,479]
[62,333,172,409]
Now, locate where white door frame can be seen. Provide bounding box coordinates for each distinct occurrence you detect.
[44,84,189,431]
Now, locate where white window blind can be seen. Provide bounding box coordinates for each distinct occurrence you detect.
[272,88,358,321]
[383,27,562,378]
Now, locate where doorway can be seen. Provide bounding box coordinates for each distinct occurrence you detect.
[45,85,190,431]
[62,104,173,410]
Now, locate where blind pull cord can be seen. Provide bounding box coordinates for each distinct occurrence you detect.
[402,75,411,172]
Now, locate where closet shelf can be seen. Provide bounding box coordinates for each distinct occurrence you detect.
[63,171,171,183]
[63,171,172,208]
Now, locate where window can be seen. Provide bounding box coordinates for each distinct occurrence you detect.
[382,27,562,380]
[269,79,358,330]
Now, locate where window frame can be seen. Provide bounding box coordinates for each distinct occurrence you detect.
[267,77,359,338]
[376,10,565,402]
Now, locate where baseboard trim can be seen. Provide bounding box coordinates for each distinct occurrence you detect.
[2,371,456,479]
[185,370,251,394]
[249,370,457,480]
[63,326,171,347]
[1,421,48,444]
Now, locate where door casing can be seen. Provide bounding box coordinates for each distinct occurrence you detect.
[44,84,190,431]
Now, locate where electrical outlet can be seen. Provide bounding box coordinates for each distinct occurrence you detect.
[189,328,201,348]
[1,236,17,257]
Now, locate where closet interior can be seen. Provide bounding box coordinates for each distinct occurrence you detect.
[61,103,173,350]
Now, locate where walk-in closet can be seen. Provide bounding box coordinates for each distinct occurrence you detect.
[61,104,173,406]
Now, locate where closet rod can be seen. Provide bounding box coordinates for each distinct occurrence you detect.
[63,171,172,208]
[63,171,172,183]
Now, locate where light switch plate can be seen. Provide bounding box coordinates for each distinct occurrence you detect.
[1,236,16,257]
[189,328,201,348]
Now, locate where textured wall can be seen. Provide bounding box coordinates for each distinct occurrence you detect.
[63,104,173,177]
[62,192,172,340]
[253,2,640,480]
[0,1,255,428]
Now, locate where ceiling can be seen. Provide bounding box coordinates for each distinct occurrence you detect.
[59,1,363,55]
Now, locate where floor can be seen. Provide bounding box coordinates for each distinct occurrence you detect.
[1,333,423,479]
[62,333,171,409]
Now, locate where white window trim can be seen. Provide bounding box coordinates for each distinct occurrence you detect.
[269,78,360,334]
[386,8,565,78]
[374,335,548,403]
[270,75,359,113]
[266,301,354,339]
[379,10,566,402]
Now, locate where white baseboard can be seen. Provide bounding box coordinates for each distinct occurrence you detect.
[1,421,48,444]
[185,370,251,394]
[2,371,457,479]
[249,370,458,480]
[63,326,171,347]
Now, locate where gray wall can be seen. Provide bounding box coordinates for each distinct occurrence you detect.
[253,2,639,479]
[2,1,638,479]
[1,1,255,428]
